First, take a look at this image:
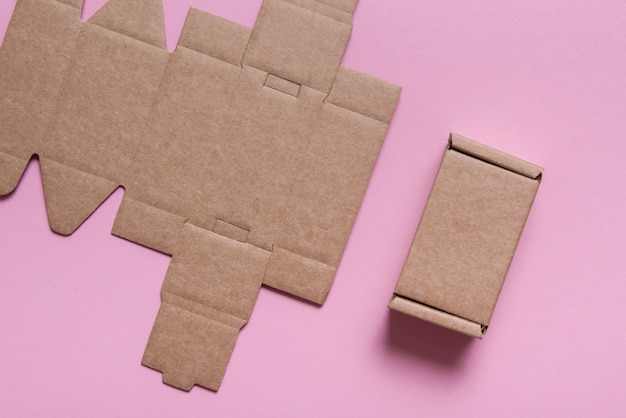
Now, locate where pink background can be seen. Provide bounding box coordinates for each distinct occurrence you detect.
[1,0,625,416]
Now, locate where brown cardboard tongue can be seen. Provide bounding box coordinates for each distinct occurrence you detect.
[0,0,401,392]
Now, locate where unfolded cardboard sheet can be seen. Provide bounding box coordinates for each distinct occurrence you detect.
[389,134,542,338]
[0,0,401,391]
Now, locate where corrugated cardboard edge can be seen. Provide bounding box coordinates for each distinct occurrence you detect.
[389,295,485,338]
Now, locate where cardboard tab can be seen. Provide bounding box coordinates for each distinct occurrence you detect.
[40,157,118,235]
[213,219,250,243]
[264,73,301,97]
[390,135,542,337]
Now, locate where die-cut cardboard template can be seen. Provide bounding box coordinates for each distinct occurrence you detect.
[0,0,401,391]
[389,134,542,338]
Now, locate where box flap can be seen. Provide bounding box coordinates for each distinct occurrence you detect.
[177,8,251,66]
[389,295,484,339]
[450,133,543,180]
[242,0,352,93]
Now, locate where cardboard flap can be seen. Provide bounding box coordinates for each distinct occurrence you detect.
[450,133,543,179]
[243,0,352,93]
[40,157,118,235]
[263,247,336,304]
[389,296,484,339]
[87,0,166,49]
[112,196,187,255]
[0,153,29,195]
[0,0,83,165]
[56,0,83,9]
[326,66,401,123]
[142,302,240,392]
[178,8,251,66]
[143,224,271,391]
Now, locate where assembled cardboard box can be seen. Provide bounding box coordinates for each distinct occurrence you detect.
[389,134,542,338]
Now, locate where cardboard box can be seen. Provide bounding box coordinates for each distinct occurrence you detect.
[0,0,400,391]
[389,134,542,338]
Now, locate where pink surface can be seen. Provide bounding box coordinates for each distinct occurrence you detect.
[1,0,625,416]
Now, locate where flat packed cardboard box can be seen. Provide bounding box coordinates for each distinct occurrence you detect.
[389,134,542,338]
[0,0,400,391]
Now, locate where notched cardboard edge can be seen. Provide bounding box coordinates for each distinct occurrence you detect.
[449,133,543,180]
[388,295,485,339]
[39,156,119,235]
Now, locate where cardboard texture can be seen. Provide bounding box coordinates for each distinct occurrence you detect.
[389,134,542,338]
[0,0,401,391]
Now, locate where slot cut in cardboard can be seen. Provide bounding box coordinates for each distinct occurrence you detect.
[0,0,401,391]
[389,134,542,338]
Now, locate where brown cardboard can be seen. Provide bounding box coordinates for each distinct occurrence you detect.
[0,0,83,195]
[0,0,401,391]
[389,134,542,338]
